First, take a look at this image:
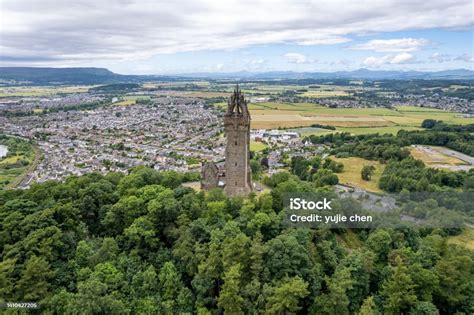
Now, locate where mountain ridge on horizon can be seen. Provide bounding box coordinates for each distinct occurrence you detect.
[0,66,473,85]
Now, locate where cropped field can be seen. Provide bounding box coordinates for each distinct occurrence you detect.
[331,156,385,192]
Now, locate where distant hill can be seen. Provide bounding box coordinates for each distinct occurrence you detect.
[179,68,474,80]
[0,67,178,85]
[0,67,127,85]
[0,67,473,85]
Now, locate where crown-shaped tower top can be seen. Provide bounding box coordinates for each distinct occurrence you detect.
[226,85,249,117]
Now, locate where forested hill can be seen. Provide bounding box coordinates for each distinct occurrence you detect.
[0,167,472,314]
[0,67,172,85]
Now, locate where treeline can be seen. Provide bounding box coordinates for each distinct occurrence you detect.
[89,83,141,93]
[283,156,343,187]
[422,119,474,132]
[379,158,470,192]
[309,123,336,130]
[0,168,472,314]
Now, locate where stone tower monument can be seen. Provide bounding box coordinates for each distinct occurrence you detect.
[224,86,252,196]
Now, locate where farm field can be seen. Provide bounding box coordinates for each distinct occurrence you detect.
[211,101,473,134]
[331,156,385,192]
[0,85,96,97]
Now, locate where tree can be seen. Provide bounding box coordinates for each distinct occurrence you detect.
[159,262,193,314]
[312,267,353,315]
[358,296,380,315]
[16,255,54,301]
[265,277,309,314]
[312,169,339,187]
[434,254,473,313]
[409,301,439,315]
[366,230,392,262]
[381,256,417,314]
[250,160,262,179]
[421,119,438,129]
[218,264,244,314]
[361,165,376,181]
[0,258,16,299]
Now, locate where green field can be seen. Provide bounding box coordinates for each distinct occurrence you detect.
[250,141,268,152]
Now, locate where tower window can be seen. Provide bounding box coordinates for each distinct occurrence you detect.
[235,181,237,186]
[235,162,237,166]
[235,141,238,146]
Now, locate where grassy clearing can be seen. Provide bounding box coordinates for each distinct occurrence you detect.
[447,228,474,250]
[182,181,202,191]
[250,141,268,152]
[409,146,468,167]
[331,156,385,192]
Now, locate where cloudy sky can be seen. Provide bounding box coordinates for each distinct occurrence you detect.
[0,0,473,74]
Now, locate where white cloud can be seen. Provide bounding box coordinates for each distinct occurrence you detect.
[390,52,416,64]
[351,38,430,52]
[455,54,474,62]
[363,53,416,67]
[0,0,472,66]
[284,53,313,64]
